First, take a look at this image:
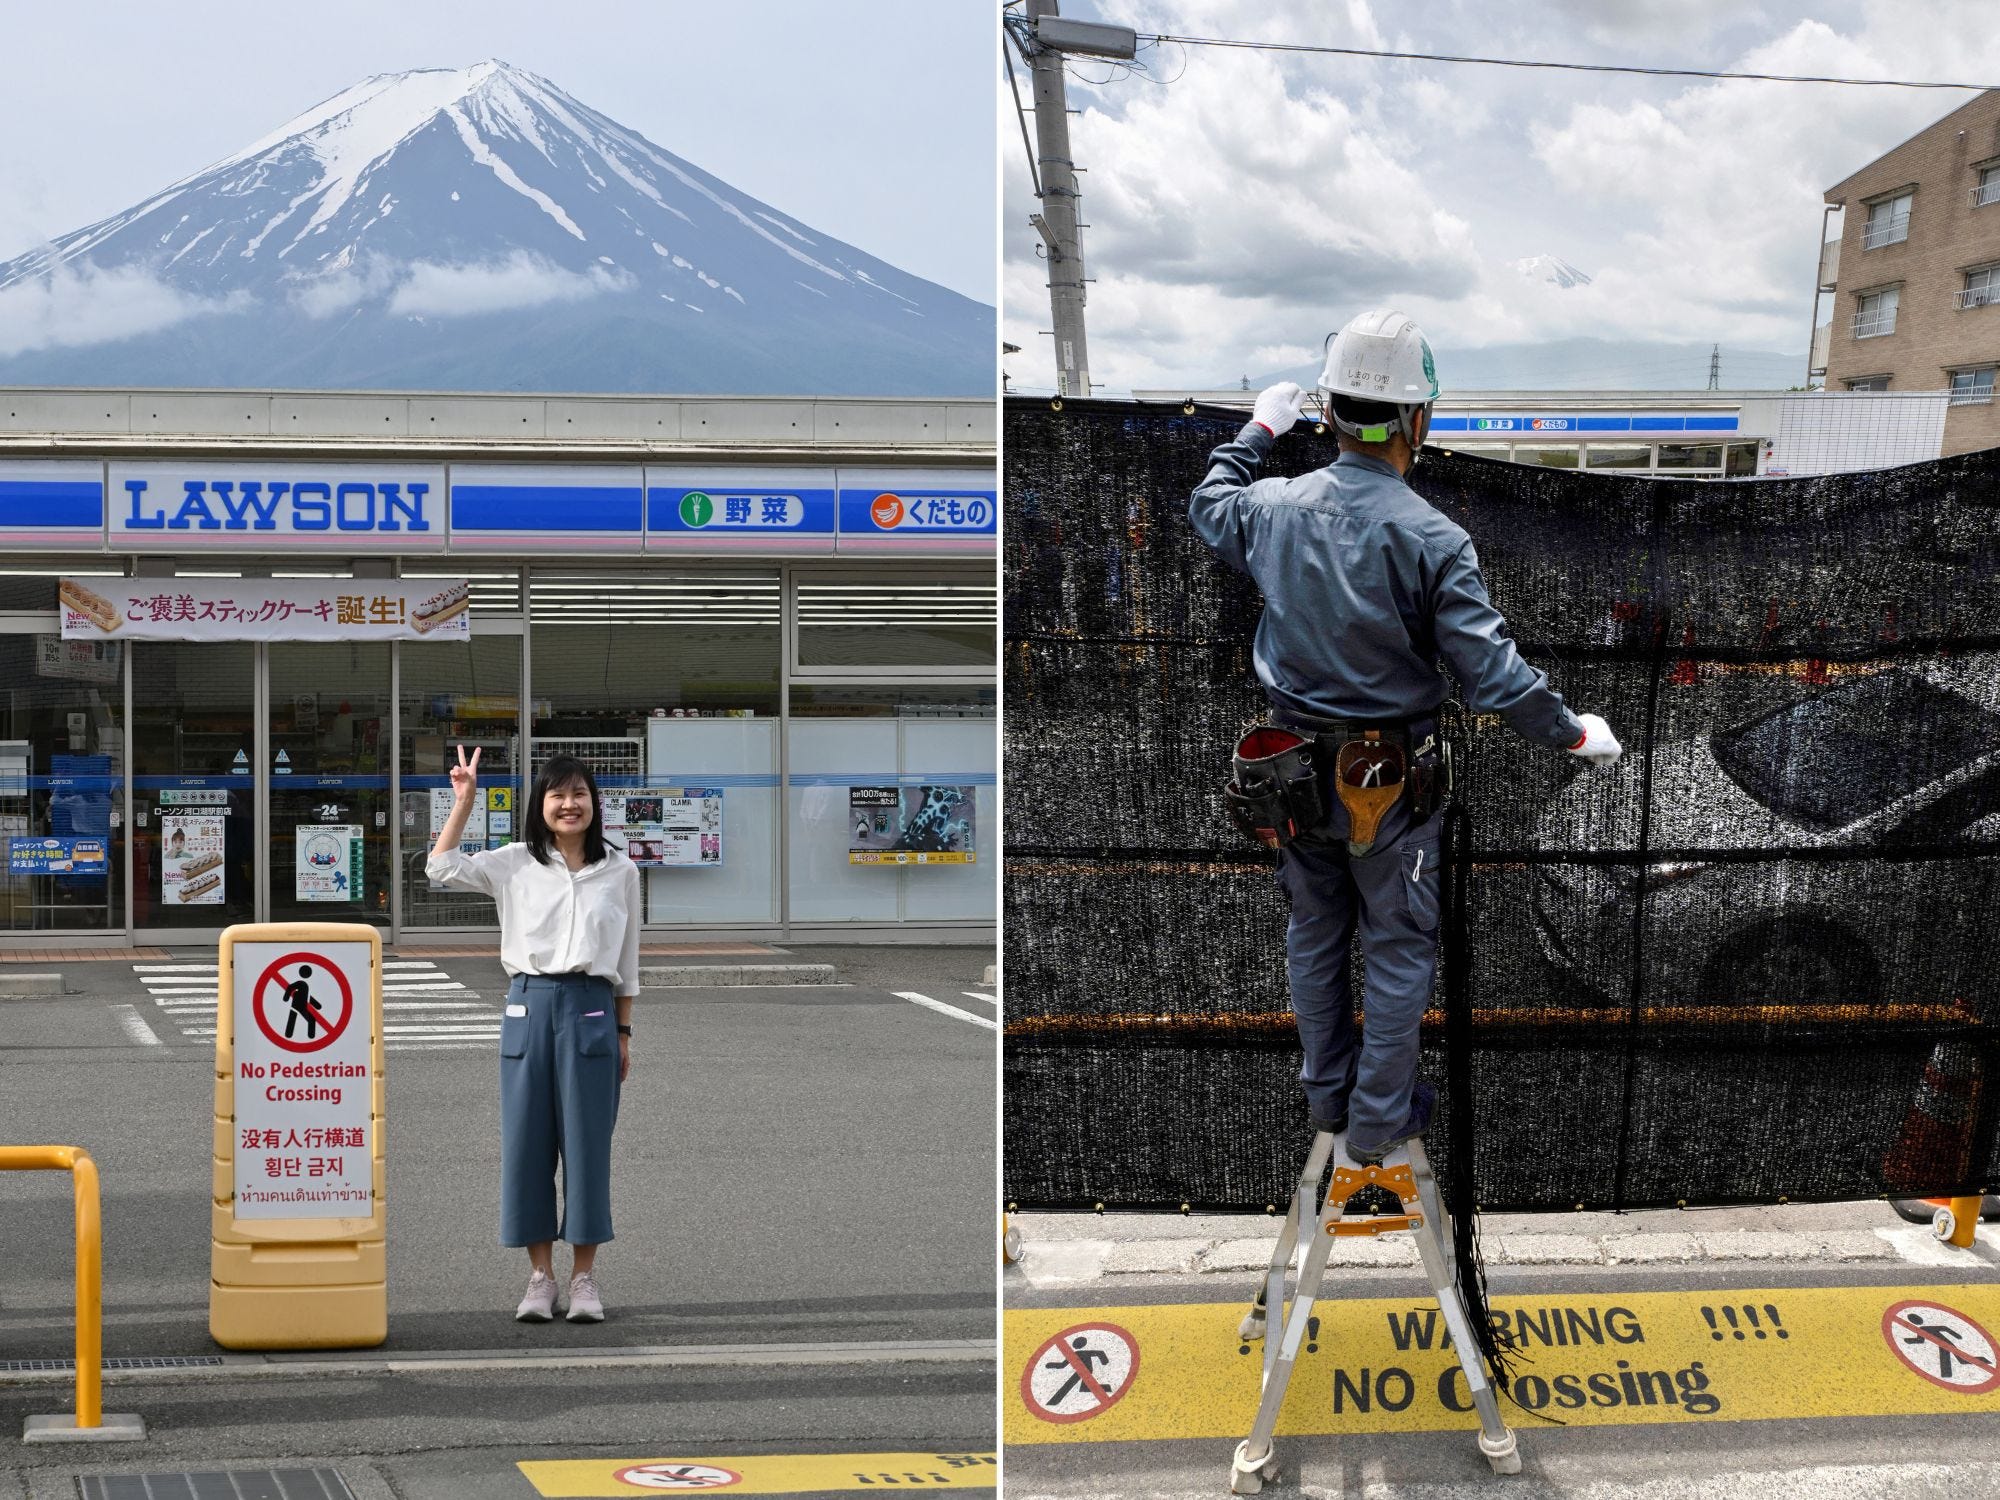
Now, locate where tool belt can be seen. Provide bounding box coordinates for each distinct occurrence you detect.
[1228,714,1451,856]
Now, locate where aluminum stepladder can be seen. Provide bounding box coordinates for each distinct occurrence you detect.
[1229,1128,1521,1494]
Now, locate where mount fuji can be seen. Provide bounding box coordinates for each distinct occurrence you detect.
[0,61,992,395]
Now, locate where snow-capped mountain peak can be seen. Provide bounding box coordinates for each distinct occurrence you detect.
[1512,254,1592,290]
[0,61,991,394]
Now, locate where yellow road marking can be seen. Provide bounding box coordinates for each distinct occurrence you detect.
[1006,1283,2000,1443]
[518,1450,997,1495]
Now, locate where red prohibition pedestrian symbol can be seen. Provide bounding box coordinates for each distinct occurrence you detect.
[611,1462,741,1490]
[1021,1320,1140,1424]
[251,951,355,1054]
[1882,1299,2000,1394]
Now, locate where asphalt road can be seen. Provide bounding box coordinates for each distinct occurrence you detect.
[0,944,997,1495]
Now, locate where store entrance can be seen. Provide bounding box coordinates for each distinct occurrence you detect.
[131,641,391,942]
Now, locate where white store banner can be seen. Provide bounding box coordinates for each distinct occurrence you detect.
[231,940,374,1220]
[60,576,470,642]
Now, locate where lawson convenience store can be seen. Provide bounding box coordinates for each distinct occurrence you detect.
[0,390,995,948]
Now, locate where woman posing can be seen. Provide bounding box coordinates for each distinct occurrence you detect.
[427,747,643,1322]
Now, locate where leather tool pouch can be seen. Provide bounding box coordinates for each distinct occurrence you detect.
[1225,726,1328,850]
[1335,732,1406,854]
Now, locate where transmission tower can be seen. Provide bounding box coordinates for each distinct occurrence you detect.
[1707,344,1720,391]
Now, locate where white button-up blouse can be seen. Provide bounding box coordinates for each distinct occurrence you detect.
[425,842,643,996]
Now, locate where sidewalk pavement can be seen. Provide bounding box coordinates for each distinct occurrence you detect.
[1009,1199,2000,1289]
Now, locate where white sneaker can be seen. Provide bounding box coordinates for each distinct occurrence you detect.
[515,1269,558,1322]
[566,1270,605,1323]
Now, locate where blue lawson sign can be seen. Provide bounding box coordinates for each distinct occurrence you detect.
[109,463,448,552]
[647,466,837,554]
[8,836,108,878]
[451,464,643,552]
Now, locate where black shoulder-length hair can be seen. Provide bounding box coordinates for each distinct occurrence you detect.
[524,755,609,867]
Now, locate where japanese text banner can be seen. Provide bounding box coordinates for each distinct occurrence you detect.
[60,576,470,642]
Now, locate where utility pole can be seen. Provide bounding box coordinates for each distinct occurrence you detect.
[1019,0,1134,398]
[1707,343,1721,391]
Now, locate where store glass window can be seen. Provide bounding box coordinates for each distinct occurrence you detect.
[1658,444,1725,471]
[1513,446,1579,469]
[794,570,995,670]
[1725,443,1760,477]
[787,685,994,924]
[1584,445,1651,470]
[0,564,125,613]
[0,628,125,932]
[401,633,524,929]
[530,570,781,925]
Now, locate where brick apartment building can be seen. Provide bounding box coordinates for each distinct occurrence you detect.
[1814,89,2000,455]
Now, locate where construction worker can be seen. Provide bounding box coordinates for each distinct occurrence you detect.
[1189,309,1623,1165]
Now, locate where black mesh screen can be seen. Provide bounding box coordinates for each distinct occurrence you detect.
[1004,397,2000,1214]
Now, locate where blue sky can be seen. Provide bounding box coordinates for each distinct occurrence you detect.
[0,0,996,304]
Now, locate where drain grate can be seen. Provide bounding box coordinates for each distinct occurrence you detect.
[2,1356,228,1372]
[78,1470,356,1500]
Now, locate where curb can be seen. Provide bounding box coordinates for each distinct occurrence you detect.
[982,964,997,986]
[1006,1225,1978,1287]
[640,963,837,987]
[0,971,67,997]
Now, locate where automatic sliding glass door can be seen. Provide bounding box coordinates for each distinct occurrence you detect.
[131,641,256,933]
[265,641,391,927]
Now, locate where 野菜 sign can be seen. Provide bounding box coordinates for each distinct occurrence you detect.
[60,577,470,642]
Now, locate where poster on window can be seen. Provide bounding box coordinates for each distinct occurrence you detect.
[295,825,364,902]
[7,836,108,878]
[847,786,978,865]
[603,789,723,867]
[162,813,225,904]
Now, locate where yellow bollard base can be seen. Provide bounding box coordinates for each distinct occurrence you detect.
[210,1280,386,1350]
[23,1412,147,1443]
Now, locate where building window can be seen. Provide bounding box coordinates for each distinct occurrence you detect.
[1974,164,2000,210]
[1861,191,1913,249]
[1658,444,1725,472]
[1584,444,1651,470]
[1845,375,1890,392]
[1511,446,1578,469]
[1853,286,1900,338]
[1724,443,1759,478]
[1948,368,1996,405]
[1956,264,2000,310]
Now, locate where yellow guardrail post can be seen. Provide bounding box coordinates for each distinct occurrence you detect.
[1945,1194,1984,1249]
[2,1145,147,1443]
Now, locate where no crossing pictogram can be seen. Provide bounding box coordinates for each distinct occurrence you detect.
[611,1462,741,1490]
[1021,1320,1140,1424]
[251,950,356,1054]
[1882,1299,2000,1393]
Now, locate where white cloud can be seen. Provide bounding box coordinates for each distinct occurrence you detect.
[385,251,632,318]
[1007,0,2000,390]
[0,259,245,357]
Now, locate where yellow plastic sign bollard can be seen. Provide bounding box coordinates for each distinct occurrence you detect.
[210,923,386,1349]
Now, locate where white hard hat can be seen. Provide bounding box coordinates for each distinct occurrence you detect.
[1315,309,1439,445]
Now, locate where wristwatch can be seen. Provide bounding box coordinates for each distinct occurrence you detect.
[616,1024,633,1036]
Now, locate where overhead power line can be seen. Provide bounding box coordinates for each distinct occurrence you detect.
[1135,34,1998,91]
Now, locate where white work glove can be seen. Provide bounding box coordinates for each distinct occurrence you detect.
[1567,713,1623,768]
[1251,381,1306,437]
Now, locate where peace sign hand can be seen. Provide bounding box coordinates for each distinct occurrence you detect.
[449,744,482,804]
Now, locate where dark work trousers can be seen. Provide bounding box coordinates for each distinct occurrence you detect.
[498,972,622,1247]
[1275,784,1443,1152]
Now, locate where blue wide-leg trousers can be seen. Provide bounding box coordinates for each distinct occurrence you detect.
[498,972,622,1247]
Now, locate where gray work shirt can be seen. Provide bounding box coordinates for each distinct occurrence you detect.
[1189,422,1584,750]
